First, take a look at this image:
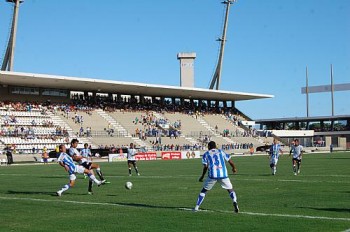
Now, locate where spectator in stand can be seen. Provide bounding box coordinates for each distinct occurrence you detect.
[42,147,49,164]
[5,146,14,165]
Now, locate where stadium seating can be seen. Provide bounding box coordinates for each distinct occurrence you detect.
[0,101,270,154]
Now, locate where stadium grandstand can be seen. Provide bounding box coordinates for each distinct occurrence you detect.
[0,70,274,161]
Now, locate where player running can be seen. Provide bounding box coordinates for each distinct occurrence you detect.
[289,139,303,175]
[68,139,108,195]
[269,139,283,175]
[127,143,140,176]
[56,144,102,196]
[194,141,239,213]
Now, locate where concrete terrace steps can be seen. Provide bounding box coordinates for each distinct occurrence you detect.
[151,111,197,146]
[163,112,205,137]
[95,109,129,137]
[162,113,235,147]
[46,111,95,147]
[203,114,265,148]
[196,116,236,144]
[97,110,152,150]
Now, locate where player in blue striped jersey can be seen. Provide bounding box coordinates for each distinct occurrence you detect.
[69,139,108,195]
[56,144,102,196]
[80,143,92,161]
[194,141,239,213]
[269,139,283,175]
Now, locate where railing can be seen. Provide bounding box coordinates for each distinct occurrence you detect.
[186,131,216,137]
[79,130,127,138]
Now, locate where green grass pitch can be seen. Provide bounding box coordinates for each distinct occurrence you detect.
[0,152,349,232]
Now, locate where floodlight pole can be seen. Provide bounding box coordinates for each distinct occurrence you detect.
[1,0,23,71]
[330,64,334,116]
[306,66,309,117]
[209,0,235,90]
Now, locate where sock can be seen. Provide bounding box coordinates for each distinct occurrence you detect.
[195,192,206,210]
[96,168,104,180]
[135,167,139,174]
[293,165,296,173]
[88,174,101,185]
[88,179,93,192]
[59,184,70,193]
[229,191,237,203]
[128,168,132,175]
[273,167,276,174]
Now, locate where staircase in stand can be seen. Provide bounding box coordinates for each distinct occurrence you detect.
[95,109,151,150]
[153,111,197,146]
[196,116,236,144]
[46,110,94,147]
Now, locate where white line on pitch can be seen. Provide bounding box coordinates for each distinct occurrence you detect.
[236,178,349,184]
[0,196,349,222]
[179,207,350,221]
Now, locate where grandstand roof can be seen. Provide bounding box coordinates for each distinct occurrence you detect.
[0,71,273,101]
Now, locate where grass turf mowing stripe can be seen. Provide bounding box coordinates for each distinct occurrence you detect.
[1,173,349,184]
[1,196,349,222]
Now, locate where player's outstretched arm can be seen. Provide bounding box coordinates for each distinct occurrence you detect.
[58,161,65,168]
[199,166,208,182]
[228,159,237,174]
[72,155,82,162]
[58,162,69,172]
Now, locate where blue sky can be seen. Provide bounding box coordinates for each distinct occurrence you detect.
[0,0,349,119]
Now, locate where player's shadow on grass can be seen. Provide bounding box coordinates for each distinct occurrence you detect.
[329,157,350,159]
[111,202,187,210]
[7,190,87,196]
[7,190,54,195]
[298,206,350,213]
[233,173,272,177]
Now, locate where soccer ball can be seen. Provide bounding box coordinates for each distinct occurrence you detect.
[125,181,133,190]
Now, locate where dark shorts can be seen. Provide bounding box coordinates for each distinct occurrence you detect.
[128,160,136,165]
[82,162,92,170]
[292,158,301,163]
[43,158,48,163]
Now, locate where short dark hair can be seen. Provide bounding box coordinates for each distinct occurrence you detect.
[59,144,65,150]
[84,143,88,147]
[208,141,216,150]
[71,139,79,145]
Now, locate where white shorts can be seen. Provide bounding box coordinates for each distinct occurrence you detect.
[270,158,278,165]
[69,174,77,181]
[203,177,233,190]
[69,165,86,181]
[74,165,86,174]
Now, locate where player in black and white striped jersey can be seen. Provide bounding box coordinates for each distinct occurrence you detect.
[289,139,303,175]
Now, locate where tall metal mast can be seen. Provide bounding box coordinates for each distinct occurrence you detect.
[1,0,24,71]
[209,0,235,90]
[330,64,334,116]
[306,66,309,117]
